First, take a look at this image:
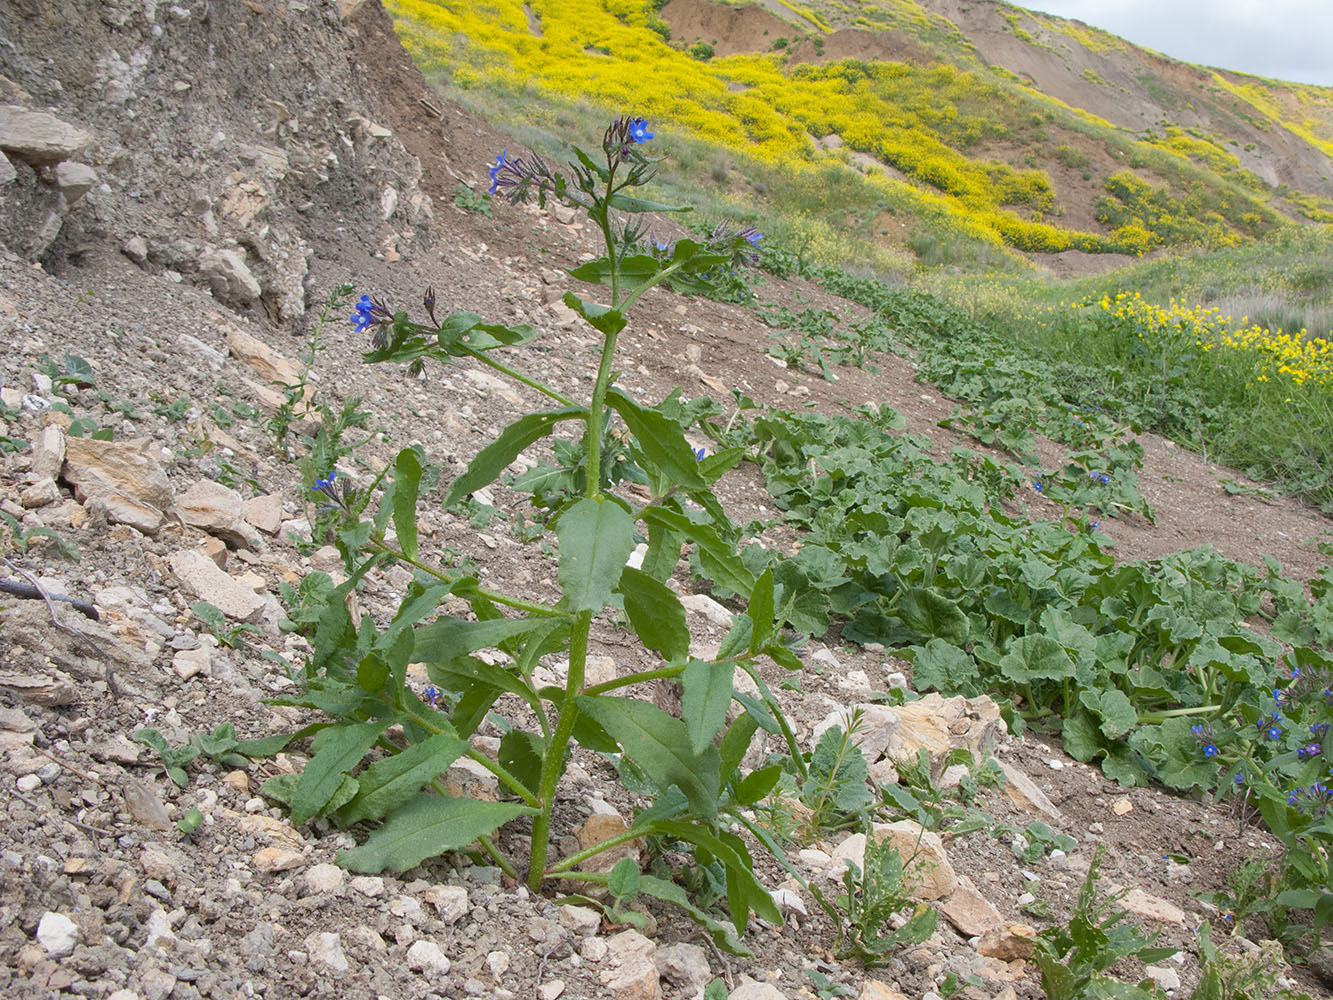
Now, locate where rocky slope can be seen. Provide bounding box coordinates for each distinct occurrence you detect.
[0,3,1331,1000]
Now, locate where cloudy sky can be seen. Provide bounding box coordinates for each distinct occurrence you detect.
[1010,1,1333,87]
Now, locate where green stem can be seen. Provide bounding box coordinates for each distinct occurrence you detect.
[466,347,577,408]
[366,539,563,618]
[478,834,519,879]
[584,328,620,501]
[582,663,688,697]
[528,609,593,890]
[403,707,542,809]
[1137,704,1221,725]
[546,827,645,875]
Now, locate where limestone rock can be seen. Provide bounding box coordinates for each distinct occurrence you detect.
[18,478,58,508]
[36,911,79,957]
[305,931,349,972]
[575,812,640,873]
[30,424,65,481]
[175,479,260,549]
[977,923,1037,961]
[558,904,602,936]
[252,846,304,872]
[52,161,96,205]
[728,983,787,1000]
[62,436,172,535]
[603,930,660,1000]
[942,880,1004,936]
[870,820,957,900]
[422,884,469,923]
[303,863,346,895]
[200,247,261,305]
[168,549,264,622]
[859,983,910,1000]
[406,939,450,974]
[1118,888,1186,925]
[122,778,172,831]
[241,493,284,535]
[997,760,1063,822]
[0,150,13,185]
[654,942,710,993]
[225,325,311,405]
[0,106,91,166]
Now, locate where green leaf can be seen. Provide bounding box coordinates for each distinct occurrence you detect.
[642,506,754,598]
[999,634,1076,684]
[909,639,981,695]
[392,447,423,561]
[719,713,759,778]
[414,616,556,665]
[734,764,782,806]
[649,819,781,934]
[577,695,720,819]
[568,254,661,287]
[618,567,690,662]
[357,651,390,694]
[606,192,692,213]
[899,588,969,644]
[445,407,586,505]
[682,659,736,755]
[337,731,469,826]
[561,292,627,337]
[557,497,636,612]
[746,568,776,654]
[337,794,535,873]
[1092,688,1138,739]
[291,721,388,827]
[498,729,545,797]
[606,388,705,490]
[608,856,642,900]
[636,873,751,956]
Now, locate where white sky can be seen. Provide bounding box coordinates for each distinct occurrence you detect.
[1011,1,1333,87]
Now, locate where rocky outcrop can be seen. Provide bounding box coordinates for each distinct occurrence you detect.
[0,0,432,323]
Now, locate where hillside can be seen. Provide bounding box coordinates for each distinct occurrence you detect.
[1,3,1332,1000]
[384,0,1333,268]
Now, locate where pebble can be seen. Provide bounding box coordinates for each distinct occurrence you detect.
[252,847,304,872]
[406,939,451,974]
[305,931,349,972]
[581,937,608,962]
[557,903,602,936]
[303,862,346,895]
[349,875,386,897]
[487,949,510,980]
[537,981,565,1000]
[16,774,41,793]
[423,884,469,923]
[36,911,79,956]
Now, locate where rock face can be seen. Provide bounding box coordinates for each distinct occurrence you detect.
[0,0,431,310]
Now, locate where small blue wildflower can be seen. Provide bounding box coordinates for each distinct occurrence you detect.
[1233,772,1245,786]
[628,118,653,143]
[1090,520,1100,531]
[488,151,509,196]
[312,471,337,493]
[1288,781,1332,815]
[1310,723,1330,738]
[351,295,375,333]
[694,446,707,460]
[1033,480,1043,494]
[1204,744,1219,758]
[744,229,762,248]
[1099,474,1110,484]
[1298,742,1323,760]
[1189,723,1205,736]
[422,685,443,708]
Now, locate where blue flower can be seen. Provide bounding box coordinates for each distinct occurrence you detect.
[745,229,762,248]
[1099,474,1110,484]
[488,151,509,195]
[694,446,707,460]
[312,471,337,493]
[1033,480,1043,494]
[1204,744,1219,758]
[1298,742,1322,760]
[628,118,653,143]
[422,685,443,708]
[351,295,376,333]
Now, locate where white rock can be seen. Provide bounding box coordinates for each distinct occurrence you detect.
[36,911,78,956]
[558,903,602,936]
[537,981,566,1000]
[16,774,41,793]
[53,161,97,204]
[305,931,349,972]
[1145,965,1181,991]
[303,862,346,895]
[348,875,385,898]
[144,908,176,949]
[423,884,468,923]
[655,941,711,992]
[406,938,451,975]
[728,982,788,1000]
[679,593,734,628]
[487,949,510,981]
[199,246,261,305]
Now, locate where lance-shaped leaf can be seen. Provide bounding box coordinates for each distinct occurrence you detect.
[557,497,636,612]
[562,292,627,337]
[291,721,389,827]
[336,730,468,826]
[606,192,692,213]
[682,659,735,755]
[338,794,535,873]
[413,616,557,665]
[445,407,586,505]
[641,506,754,598]
[392,447,423,561]
[577,695,719,819]
[568,254,661,288]
[605,388,705,490]
[618,567,690,662]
